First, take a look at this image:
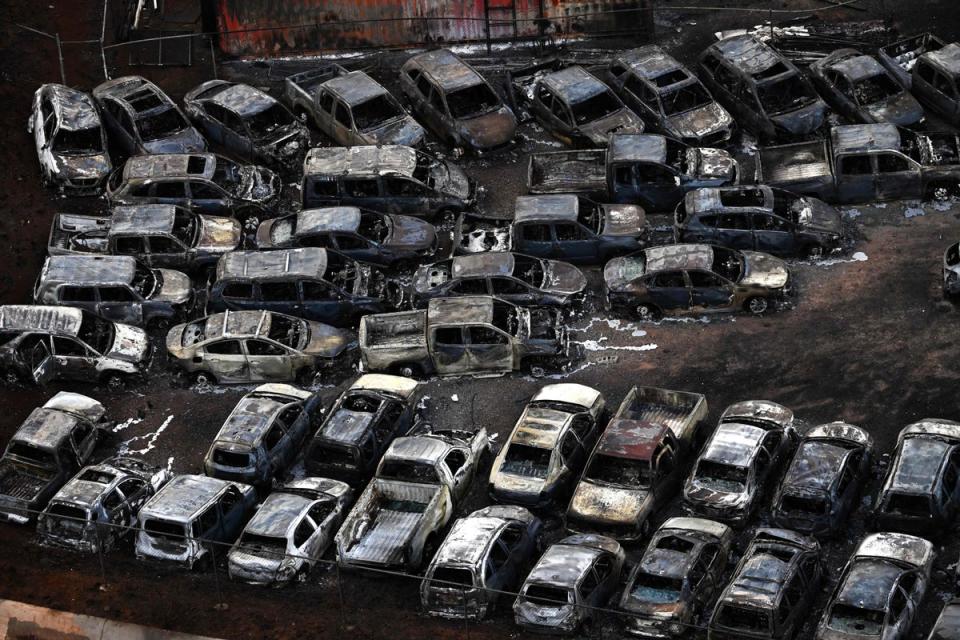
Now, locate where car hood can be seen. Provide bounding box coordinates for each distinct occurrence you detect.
[864,92,925,127]
[142,126,207,154]
[56,153,112,180]
[666,102,733,141]
[459,107,517,151]
[740,251,789,288]
[794,197,842,234]
[603,255,644,292]
[366,116,427,148]
[435,161,472,201]
[385,215,436,251]
[688,148,738,184]
[770,99,828,136]
[542,260,587,295]
[304,322,356,357]
[152,269,192,304]
[569,481,651,525]
[580,109,644,147]
[237,165,280,204]
[493,471,548,500]
[684,481,748,507]
[107,322,150,363]
[600,203,646,237]
[195,215,242,252]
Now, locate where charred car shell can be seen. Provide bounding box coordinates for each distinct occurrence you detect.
[911,42,960,127]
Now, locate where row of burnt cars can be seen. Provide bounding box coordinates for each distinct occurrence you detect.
[2,378,960,638]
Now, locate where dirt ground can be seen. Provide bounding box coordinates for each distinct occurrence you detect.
[3,1,960,639]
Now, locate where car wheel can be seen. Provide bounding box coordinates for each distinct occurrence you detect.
[295,367,316,386]
[804,244,823,259]
[395,363,422,378]
[746,296,769,315]
[193,371,216,389]
[103,372,127,391]
[633,304,660,321]
[149,316,172,332]
[928,182,958,202]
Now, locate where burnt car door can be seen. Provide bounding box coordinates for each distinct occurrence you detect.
[340,177,381,211]
[938,450,960,522]
[381,176,432,217]
[465,325,513,374]
[151,180,190,207]
[102,100,138,155]
[635,162,683,211]
[69,419,98,463]
[256,281,302,317]
[101,487,131,541]
[652,436,680,498]
[112,235,148,264]
[51,335,98,380]
[331,100,356,146]
[831,454,859,528]
[332,232,378,263]
[220,108,255,159]
[187,180,230,215]
[313,90,339,141]
[552,222,600,263]
[261,419,290,478]
[217,485,247,539]
[300,280,349,325]
[116,476,150,514]
[690,543,722,607]
[752,211,797,256]
[916,62,960,121]
[490,276,535,305]
[17,334,58,385]
[559,429,587,479]
[203,338,250,382]
[645,270,691,311]
[449,278,490,297]
[515,222,554,259]
[621,74,661,128]
[713,212,754,251]
[96,286,144,326]
[431,326,469,374]
[875,152,923,200]
[484,525,525,592]
[441,446,473,501]
[244,338,295,381]
[276,404,308,467]
[195,102,228,146]
[144,235,190,269]
[836,153,878,204]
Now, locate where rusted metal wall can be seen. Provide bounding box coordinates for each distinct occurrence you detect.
[215,0,653,57]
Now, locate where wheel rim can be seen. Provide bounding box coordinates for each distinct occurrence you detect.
[934,186,950,201]
[749,298,768,314]
[106,375,124,391]
[636,305,652,320]
[195,373,213,388]
[400,366,414,377]
[807,246,823,258]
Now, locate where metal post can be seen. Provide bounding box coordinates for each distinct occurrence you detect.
[55,33,66,84]
[462,587,469,639]
[208,36,217,79]
[95,525,108,591]
[100,0,110,79]
[210,543,227,610]
[336,563,346,626]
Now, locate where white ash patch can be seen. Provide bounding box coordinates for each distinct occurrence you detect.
[117,415,174,456]
[111,416,143,433]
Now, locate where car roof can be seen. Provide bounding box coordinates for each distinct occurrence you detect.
[828,52,889,83]
[0,305,83,335]
[350,373,419,399]
[890,436,951,493]
[781,439,851,493]
[541,66,607,102]
[207,82,276,117]
[50,462,128,508]
[854,532,933,570]
[94,76,172,113]
[44,84,101,131]
[216,247,328,281]
[304,145,417,178]
[528,542,603,587]
[407,49,485,91]
[513,405,575,450]
[685,186,775,215]
[710,34,784,75]
[295,207,362,236]
[385,435,451,465]
[244,491,313,538]
[594,419,667,461]
[141,474,232,521]
[451,253,515,278]
[835,558,902,610]
[609,134,669,165]
[831,124,901,154]
[615,45,686,81]
[214,390,300,447]
[41,255,137,287]
[201,310,274,340]
[644,243,714,273]
[110,204,177,236]
[434,515,510,567]
[702,423,766,466]
[514,194,579,224]
[14,393,103,449]
[123,153,216,180]
[661,516,731,540]
[531,383,601,411]
[427,295,498,326]
[324,71,389,106]
[923,42,960,76]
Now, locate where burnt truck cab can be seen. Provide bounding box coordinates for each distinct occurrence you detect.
[420,505,542,620]
[489,384,605,509]
[874,419,960,534]
[602,45,734,146]
[305,374,419,484]
[29,84,111,195]
[37,456,171,552]
[0,393,105,524]
[359,296,569,378]
[208,247,401,327]
[675,186,844,258]
[204,384,321,487]
[772,422,873,537]
[684,401,797,525]
[522,64,644,148]
[698,34,828,141]
[400,49,517,155]
[911,42,960,127]
[35,254,192,329]
[455,194,646,264]
[300,145,475,217]
[135,474,257,569]
[620,517,734,639]
[809,49,924,127]
[707,529,823,640]
[49,205,241,272]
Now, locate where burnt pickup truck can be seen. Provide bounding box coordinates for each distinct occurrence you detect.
[335,424,487,571]
[528,133,738,212]
[359,296,569,378]
[756,123,960,203]
[877,32,947,89]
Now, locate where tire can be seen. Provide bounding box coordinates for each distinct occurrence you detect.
[394,363,422,378]
[295,367,316,386]
[803,244,824,259]
[193,371,217,389]
[927,182,958,202]
[633,303,660,321]
[102,372,127,392]
[746,296,770,315]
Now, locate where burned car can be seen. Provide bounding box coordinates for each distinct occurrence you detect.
[0,305,149,387]
[400,49,516,155]
[602,45,734,146]
[683,401,797,525]
[49,204,241,272]
[420,505,542,620]
[815,532,933,640]
[698,34,828,141]
[184,80,308,172]
[877,32,947,89]
[37,456,171,552]
[0,393,105,524]
[411,252,587,308]
[772,422,873,537]
[286,64,425,148]
[454,194,646,264]
[204,384,322,487]
[335,423,487,571]
[707,529,823,640]
[92,75,205,155]
[166,310,354,386]
[873,419,960,534]
[604,243,791,320]
[135,474,257,569]
[208,248,401,327]
[809,49,924,127]
[106,153,280,222]
[566,386,708,540]
[928,598,960,640]
[944,241,960,299]
[360,296,569,378]
[514,533,625,635]
[227,477,352,585]
[675,186,844,258]
[911,42,960,127]
[528,133,739,212]
[255,206,438,267]
[489,384,605,508]
[29,84,111,194]
[35,254,192,329]
[304,374,419,484]
[519,64,644,148]
[619,517,734,639]
[301,145,475,217]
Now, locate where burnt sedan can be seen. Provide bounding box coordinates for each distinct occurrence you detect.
[183,80,308,172]
[604,243,791,320]
[815,532,933,640]
[683,401,797,525]
[873,419,960,534]
[411,252,587,308]
[619,517,734,639]
[255,206,437,267]
[675,186,844,258]
[772,422,873,537]
[809,49,924,127]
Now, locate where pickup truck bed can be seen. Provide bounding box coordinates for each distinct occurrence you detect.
[528,149,607,194]
[616,387,708,447]
[359,310,429,370]
[757,139,832,192]
[48,213,109,254]
[878,33,945,88]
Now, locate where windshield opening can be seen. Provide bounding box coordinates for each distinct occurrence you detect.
[446,83,501,120]
[524,584,571,607]
[267,314,306,349]
[695,460,748,492]
[325,251,360,292]
[78,311,113,354]
[78,469,115,484]
[780,493,829,516]
[577,202,604,235]
[357,211,389,243]
[131,265,158,298]
[238,532,288,557]
[656,535,695,552]
[245,103,294,138]
[138,108,188,142]
[828,604,884,635]
[352,94,404,131]
[711,247,743,281]
[7,442,56,467]
[212,448,252,468]
[586,454,651,488]
[144,518,189,543]
[412,151,443,189]
[884,492,931,517]
[570,90,622,125]
[853,73,902,105]
[757,74,817,115]
[512,255,545,287]
[717,605,770,632]
[630,572,683,603]
[491,300,520,335]
[378,460,441,484]
[341,392,383,414]
[212,157,243,193]
[719,188,765,209]
[501,443,552,479]
[652,69,689,88]
[309,443,357,467]
[171,210,199,247]
[54,127,103,154]
[430,566,475,588]
[661,83,712,116]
